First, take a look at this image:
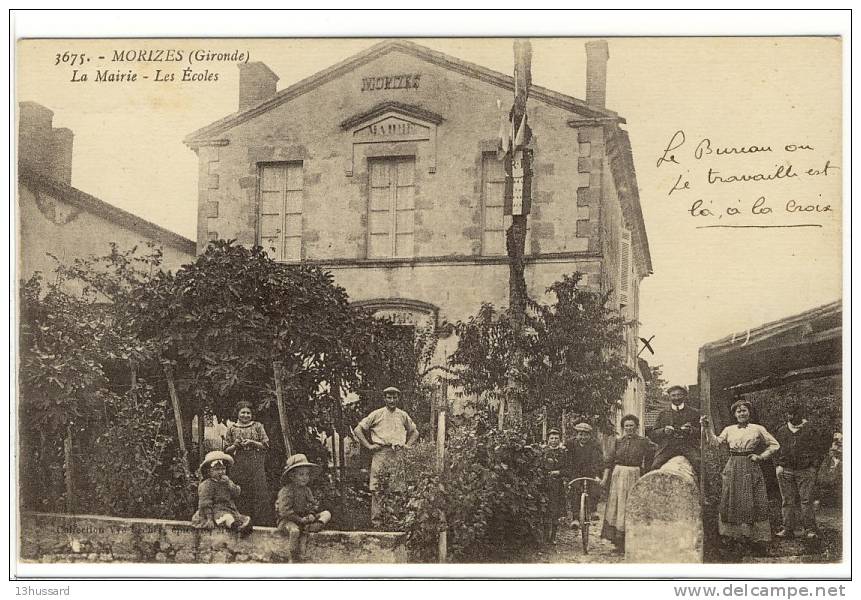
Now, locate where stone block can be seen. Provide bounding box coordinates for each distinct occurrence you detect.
[578,157,592,173]
[577,129,592,143]
[206,174,219,189]
[206,201,219,219]
[239,176,257,190]
[625,458,703,563]
[579,142,591,157]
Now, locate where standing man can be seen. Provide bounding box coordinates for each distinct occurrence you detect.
[566,422,604,524]
[774,404,828,540]
[648,385,701,474]
[354,386,419,526]
[541,428,567,543]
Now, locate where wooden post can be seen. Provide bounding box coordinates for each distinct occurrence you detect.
[63,423,75,513]
[197,404,206,462]
[698,357,711,499]
[561,408,567,442]
[504,39,533,428]
[272,361,293,457]
[542,406,548,442]
[163,364,190,477]
[436,379,448,563]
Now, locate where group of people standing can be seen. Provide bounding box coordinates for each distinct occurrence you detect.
[188,385,418,561]
[541,414,655,553]
[543,385,836,558]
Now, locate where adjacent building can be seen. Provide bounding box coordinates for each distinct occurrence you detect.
[184,40,652,423]
[17,101,195,281]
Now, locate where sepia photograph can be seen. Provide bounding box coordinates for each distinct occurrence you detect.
[11,12,847,580]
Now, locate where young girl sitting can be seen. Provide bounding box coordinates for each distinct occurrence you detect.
[192,450,252,534]
[275,454,332,562]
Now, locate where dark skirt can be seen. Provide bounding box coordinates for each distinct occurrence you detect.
[232,449,274,526]
[719,455,771,541]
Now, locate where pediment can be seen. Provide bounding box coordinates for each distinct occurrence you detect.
[341,102,443,176]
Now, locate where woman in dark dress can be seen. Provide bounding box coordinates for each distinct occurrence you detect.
[224,400,274,526]
[600,414,656,553]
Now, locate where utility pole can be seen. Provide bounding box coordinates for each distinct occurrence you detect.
[503,39,533,428]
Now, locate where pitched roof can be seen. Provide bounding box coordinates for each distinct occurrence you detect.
[185,39,623,145]
[700,300,842,360]
[19,165,196,255]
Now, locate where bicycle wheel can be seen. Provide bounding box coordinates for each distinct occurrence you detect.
[580,492,589,553]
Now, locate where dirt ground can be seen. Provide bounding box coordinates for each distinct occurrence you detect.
[526,503,841,564]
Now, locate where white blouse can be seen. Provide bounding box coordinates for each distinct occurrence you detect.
[712,423,780,459]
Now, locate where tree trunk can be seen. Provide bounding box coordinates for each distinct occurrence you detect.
[272,361,293,457]
[63,424,75,513]
[163,364,192,480]
[197,403,206,464]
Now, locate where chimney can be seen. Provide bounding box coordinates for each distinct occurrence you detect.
[585,40,610,109]
[18,101,54,170]
[49,128,74,185]
[238,62,279,111]
[18,102,75,184]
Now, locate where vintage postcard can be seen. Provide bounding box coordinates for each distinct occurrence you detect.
[13,27,847,580]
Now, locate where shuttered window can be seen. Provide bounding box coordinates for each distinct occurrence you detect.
[368,157,415,258]
[259,162,304,261]
[481,153,530,256]
[481,153,507,256]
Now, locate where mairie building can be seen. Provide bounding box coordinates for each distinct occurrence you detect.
[184,39,652,424]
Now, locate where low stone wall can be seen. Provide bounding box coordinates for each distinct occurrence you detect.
[19,512,407,563]
[625,457,703,563]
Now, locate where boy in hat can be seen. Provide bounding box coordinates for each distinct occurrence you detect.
[566,422,604,524]
[191,450,252,534]
[542,428,566,542]
[276,453,332,562]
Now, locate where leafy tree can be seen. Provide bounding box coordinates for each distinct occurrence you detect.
[376,412,547,562]
[19,240,426,521]
[449,273,635,433]
[644,363,669,416]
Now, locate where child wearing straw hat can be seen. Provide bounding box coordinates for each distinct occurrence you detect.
[275,453,332,562]
[191,450,252,534]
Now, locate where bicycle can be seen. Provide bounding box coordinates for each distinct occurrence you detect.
[567,477,602,554]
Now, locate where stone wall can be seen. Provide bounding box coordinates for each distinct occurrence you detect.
[20,512,407,564]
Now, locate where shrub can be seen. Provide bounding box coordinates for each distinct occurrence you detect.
[376,416,547,562]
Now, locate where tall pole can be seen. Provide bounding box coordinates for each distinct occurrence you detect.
[504,39,533,428]
[436,379,448,563]
[272,361,294,457]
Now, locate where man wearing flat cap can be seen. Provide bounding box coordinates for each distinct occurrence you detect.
[648,385,701,474]
[566,422,604,523]
[354,386,419,525]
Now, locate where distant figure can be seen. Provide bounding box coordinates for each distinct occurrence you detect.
[275,454,332,563]
[600,414,656,553]
[565,422,604,525]
[816,432,842,508]
[224,400,274,526]
[191,451,252,534]
[774,404,829,540]
[703,399,780,557]
[648,385,701,475]
[541,428,567,543]
[353,386,419,526]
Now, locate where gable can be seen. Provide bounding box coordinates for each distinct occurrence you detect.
[185,40,622,146]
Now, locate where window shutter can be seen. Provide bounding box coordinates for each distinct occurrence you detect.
[619,228,632,307]
[259,162,303,261]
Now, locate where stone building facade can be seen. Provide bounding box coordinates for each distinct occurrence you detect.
[18,102,195,280]
[185,40,652,423]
